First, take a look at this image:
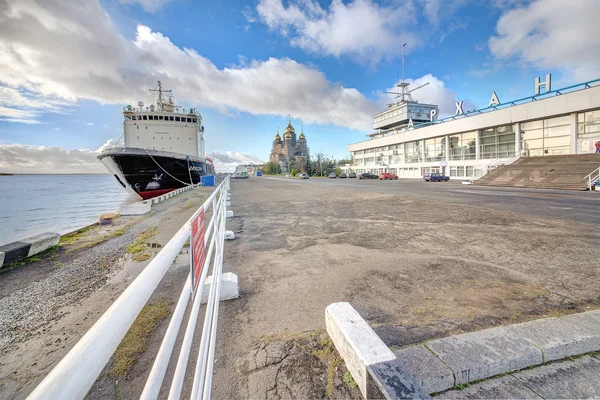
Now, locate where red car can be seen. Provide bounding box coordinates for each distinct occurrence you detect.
[379,172,398,180]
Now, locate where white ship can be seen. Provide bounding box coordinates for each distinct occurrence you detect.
[98,81,214,199]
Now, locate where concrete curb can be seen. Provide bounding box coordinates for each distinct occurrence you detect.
[200,272,239,304]
[119,185,196,216]
[397,310,600,394]
[0,232,60,267]
[325,302,428,399]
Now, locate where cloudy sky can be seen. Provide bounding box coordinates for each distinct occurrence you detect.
[0,0,599,173]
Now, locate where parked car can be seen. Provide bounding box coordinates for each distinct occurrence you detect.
[359,173,378,179]
[232,173,248,179]
[329,172,337,178]
[348,172,357,178]
[298,173,309,179]
[339,173,347,178]
[423,172,450,182]
[379,172,398,180]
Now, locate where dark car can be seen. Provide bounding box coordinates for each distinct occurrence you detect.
[329,172,337,178]
[424,172,450,182]
[348,172,357,178]
[359,173,378,179]
[339,173,347,178]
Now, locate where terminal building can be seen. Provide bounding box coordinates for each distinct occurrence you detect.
[345,75,600,180]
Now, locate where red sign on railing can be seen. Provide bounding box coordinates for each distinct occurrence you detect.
[191,209,206,294]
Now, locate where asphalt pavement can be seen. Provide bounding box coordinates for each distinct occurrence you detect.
[265,176,600,226]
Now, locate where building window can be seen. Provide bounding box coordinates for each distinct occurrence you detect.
[187,118,192,123]
[404,140,423,163]
[193,118,197,123]
[480,124,515,159]
[449,131,477,160]
[176,117,180,122]
[170,116,174,121]
[424,136,445,162]
[522,115,571,156]
[137,136,139,139]
[143,115,147,120]
[578,110,600,140]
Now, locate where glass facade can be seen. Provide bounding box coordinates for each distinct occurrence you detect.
[521,115,571,156]
[424,137,445,162]
[449,131,477,160]
[480,124,515,159]
[404,140,423,163]
[578,110,600,139]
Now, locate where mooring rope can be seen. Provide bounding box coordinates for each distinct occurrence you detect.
[145,150,194,187]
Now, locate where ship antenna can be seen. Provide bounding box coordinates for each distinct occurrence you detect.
[149,81,172,112]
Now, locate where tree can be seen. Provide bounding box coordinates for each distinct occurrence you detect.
[290,169,298,176]
[335,167,342,176]
[262,161,281,175]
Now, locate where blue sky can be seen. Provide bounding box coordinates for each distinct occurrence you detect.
[0,0,599,172]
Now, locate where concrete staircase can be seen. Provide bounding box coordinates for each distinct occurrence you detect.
[474,154,600,190]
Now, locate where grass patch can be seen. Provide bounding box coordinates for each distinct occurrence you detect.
[132,252,151,262]
[311,333,344,398]
[108,301,170,378]
[126,227,158,255]
[343,371,358,389]
[64,226,129,253]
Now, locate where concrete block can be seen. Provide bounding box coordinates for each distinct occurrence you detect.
[200,272,239,304]
[225,201,231,207]
[427,326,542,385]
[394,345,455,394]
[224,231,235,240]
[508,317,600,362]
[325,302,396,398]
[561,310,600,335]
[0,241,30,266]
[25,232,60,257]
[436,375,540,399]
[120,202,151,216]
[512,355,600,399]
[226,210,234,218]
[367,358,431,399]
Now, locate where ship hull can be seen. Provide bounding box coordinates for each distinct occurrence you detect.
[98,148,214,200]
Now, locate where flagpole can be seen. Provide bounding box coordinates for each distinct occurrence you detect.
[402,43,407,82]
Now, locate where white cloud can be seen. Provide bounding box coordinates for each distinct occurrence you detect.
[0,0,379,131]
[0,140,262,174]
[0,143,106,174]
[380,74,477,118]
[119,0,175,13]
[489,0,600,81]
[255,0,419,66]
[209,151,265,173]
[52,127,60,131]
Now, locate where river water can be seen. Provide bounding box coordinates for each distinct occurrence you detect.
[0,175,136,246]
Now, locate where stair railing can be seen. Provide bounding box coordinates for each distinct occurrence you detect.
[469,154,521,182]
[584,166,600,190]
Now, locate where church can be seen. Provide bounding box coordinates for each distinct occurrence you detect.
[269,120,309,173]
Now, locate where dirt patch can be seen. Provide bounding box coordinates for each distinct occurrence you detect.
[246,330,361,400]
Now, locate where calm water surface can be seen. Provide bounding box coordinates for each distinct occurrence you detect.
[0,175,136,245]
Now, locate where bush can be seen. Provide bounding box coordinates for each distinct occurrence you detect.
[290,169,298,176]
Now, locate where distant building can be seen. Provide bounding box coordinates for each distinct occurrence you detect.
[235,164,264,175]
[269,120,309,173]
[345,75,600,179]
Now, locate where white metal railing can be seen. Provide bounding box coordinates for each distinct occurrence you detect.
[584,167,600,189]
[28,176,232,400]
[470,154,521,182]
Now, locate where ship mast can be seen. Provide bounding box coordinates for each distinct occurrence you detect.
[149,81,172,112]
[385,43,430,104]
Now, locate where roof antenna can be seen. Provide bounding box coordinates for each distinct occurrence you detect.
[402,42,406,82]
